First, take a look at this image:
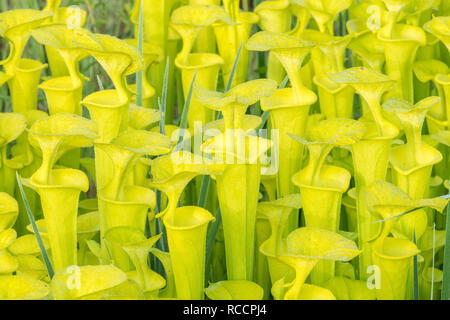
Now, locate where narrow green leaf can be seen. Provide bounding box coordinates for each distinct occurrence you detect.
[15,172,54,279]
[216,40,244,120]
[413,229,419,300]
[158,57,170,136]
[197,174,211,208]
[205,205,221,269]
[226,40,244,92]
[175,70,197,151]
[154,57,170,257]
[373,208,424,223]
[257,111,270,132]
[442,201,450,300]
[280,74,289,89]
[136,0,144,107]
[97,75,104,91]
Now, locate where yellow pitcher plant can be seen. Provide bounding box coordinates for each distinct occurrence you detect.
[1,0,450,302]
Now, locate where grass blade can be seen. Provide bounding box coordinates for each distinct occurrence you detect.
[216,40,243,121]
[441,200,450,300]
[373,207,423,223]
[16,172,54,279]
[175,70,197,150]
[159,57,170,136]
[96,75,104,91]
[154,57,170,257]
[136,0,144,107]
[257,111,270,132]
[197,174,211,208]
[280,74,289,89]
[413,229,419,300]
[226,40,244,92]
[205,205,221,268]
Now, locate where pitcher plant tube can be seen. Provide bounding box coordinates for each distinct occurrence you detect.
[329,67,400,279]
[195,79,277,281]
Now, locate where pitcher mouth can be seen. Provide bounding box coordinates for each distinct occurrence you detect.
[163,206,214,230]
[175,53,224,70]
[377,23,427,45]
[24,168,89,192]
[292,165,351,193]
[39,76,83,92]
[261,88,317,110]
[373,237,420,260]
[313,74,352,95]
[15,58,47,73]
[98,185,155,207]
[82,89,129,109]
[390,144,443,175]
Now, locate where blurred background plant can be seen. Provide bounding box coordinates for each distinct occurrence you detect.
[0,0,269,115]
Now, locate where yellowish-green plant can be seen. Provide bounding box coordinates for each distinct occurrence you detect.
[290,118,366,284]
[149,151,224,221]
[164,206,215,299]
[413,59,449,109]
[31,25,90,115]
[0,113,27,195]
[254,0,292,84]
[364,181,448,300]
[256,194,302,296]
[105,227,165,297]
[93,130,171,265]
[150,247,176,298]
[21,114,97,271]
[213,0,259,85]
[248,31,316,216]
[1,0,450,302]
[324,276,377,300]
[274,227,360,300]
[50,265,128,300]
[195,79,277,281]
[346,18,386,72]
[383,97,443,241]
[0,275,49,300]
[0,228,19,275]
[424,16,450,51]
[378,22,427,103]
[291,0,354,35]
[0,193,18,233]
[0,9,51,113]
[329,67,400,280]
[170,4,231,128]
[205,280,264,300]
[42,2,87,78]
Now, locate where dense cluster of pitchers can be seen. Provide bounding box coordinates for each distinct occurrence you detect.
[0,0,450,300]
